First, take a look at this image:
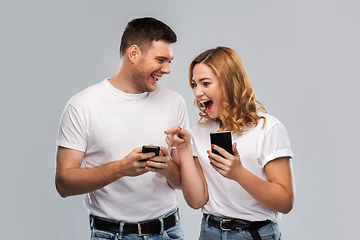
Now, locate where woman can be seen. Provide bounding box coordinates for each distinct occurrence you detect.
[165,47,294,240]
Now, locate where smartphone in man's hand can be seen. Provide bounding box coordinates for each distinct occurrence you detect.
[142,145,160,156]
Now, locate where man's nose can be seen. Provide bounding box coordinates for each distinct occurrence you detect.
[161,63,170,74]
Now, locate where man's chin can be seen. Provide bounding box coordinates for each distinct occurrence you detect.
[146,84,157,92]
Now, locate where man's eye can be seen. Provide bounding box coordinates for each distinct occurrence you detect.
[158,59,164,64]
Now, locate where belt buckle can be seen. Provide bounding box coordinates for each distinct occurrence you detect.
[137,222,148,237]
[220,219,232,231]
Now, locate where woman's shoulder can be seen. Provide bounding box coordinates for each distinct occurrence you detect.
[258,111,282,123]
[257,112,287,133]
[191,121,218,135]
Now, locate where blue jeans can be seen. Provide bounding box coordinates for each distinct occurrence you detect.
[90,208,184,240]
[199,215,281,240]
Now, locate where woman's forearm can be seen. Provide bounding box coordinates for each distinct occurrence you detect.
[178,145,208,209]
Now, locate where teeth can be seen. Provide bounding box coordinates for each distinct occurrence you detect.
[199,99,210,109]
[151,74,161,81]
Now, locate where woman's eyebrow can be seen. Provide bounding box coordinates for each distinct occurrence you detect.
[197,78,210,82]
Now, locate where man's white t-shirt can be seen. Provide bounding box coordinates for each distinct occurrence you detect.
[56,79,189,222]
[191,113,293,222]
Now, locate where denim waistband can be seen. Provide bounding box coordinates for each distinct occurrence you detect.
[90,207,180,236]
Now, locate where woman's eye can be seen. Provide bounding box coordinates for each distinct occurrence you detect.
[203,82,210,87]
[191,82,197,88]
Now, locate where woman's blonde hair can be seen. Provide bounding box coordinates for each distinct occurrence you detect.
[189,46,266,133]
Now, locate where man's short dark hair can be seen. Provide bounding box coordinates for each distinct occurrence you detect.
[119,17,177,57]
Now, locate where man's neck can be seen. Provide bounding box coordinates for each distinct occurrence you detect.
[109,64,141,94]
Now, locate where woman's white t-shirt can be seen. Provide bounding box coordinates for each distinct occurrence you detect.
[191,113,293,222]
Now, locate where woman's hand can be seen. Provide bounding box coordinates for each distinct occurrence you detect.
[208,143,242,180]
[164,126,209,209]
[209,143,294,214]
[164,126,191,150]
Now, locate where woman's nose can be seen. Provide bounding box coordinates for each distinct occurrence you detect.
[193,87,203,98]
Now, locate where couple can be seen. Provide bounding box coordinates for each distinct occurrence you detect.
[55,17,294,240]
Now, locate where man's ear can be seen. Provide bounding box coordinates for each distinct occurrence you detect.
[128,45,141,63]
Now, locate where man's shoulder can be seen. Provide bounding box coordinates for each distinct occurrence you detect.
[155,84,180,95]
[152,85,185,102]
[68,80,106,106]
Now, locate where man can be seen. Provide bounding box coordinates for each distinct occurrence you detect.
[55,17,189,240]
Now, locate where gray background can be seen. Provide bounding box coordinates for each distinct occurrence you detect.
[1,0,359,239]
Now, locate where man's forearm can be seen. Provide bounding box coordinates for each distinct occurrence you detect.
[55,161,122,198]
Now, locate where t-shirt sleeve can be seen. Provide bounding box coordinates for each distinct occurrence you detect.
[191,133,198,157]
[56,103,87,152]
[168,94,190,154]
[176,96,190,131]
[260,122,293,168]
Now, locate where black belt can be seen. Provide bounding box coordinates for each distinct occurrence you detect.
[90,210,179,236]
[205,214,271,240]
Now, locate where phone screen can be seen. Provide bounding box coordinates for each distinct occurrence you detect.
[210,131,233,157]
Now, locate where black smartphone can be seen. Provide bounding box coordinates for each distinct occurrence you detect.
[210,131,233,158]
[142,145,160,156]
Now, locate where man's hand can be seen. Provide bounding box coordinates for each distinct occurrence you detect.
[145,146,172,175]
[118,147,155,177]
[144,146,181,189]
[55,146,157,198]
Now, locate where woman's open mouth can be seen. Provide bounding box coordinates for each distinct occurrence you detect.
[201,100,213,113]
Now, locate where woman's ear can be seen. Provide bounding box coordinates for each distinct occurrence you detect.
[128,45,141,63]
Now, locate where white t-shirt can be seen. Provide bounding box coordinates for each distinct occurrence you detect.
[191,113,293,222]
[56,79,189,222]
